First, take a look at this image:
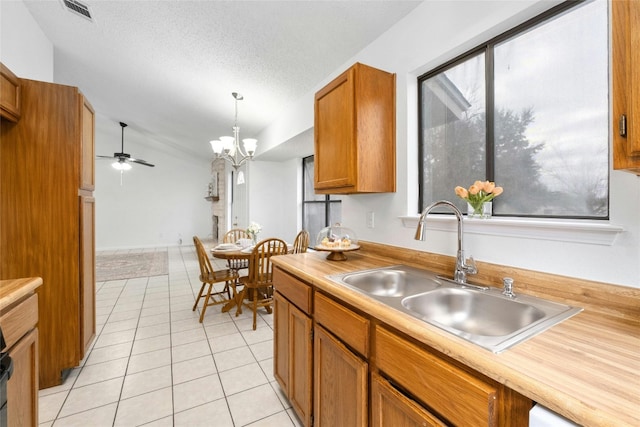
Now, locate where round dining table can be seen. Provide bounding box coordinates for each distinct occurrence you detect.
[210,245,253,313]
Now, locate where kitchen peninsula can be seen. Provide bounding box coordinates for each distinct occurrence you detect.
[272,242,639,426]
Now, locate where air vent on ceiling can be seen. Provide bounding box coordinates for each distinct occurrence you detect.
[61,0,93,22]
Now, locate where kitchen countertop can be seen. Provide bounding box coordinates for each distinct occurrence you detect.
[271,246,640,427]
[0,277,42,311]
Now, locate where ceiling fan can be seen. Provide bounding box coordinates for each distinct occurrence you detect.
[97,122,155,169]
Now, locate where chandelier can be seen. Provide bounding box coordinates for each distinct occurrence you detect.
[209,92,257,170]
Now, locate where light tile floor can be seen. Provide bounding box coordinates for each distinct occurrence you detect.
[38,245,301,427]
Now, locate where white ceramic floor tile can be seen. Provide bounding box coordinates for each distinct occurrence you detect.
[38,390,68,422]
[121,365,173,399]
[84,342,132,366]
[174,398,234,427]
[52,403,117,427]
[135,322,171,340]
[227,383,285,426]
[241,326,274,345]
[171,339,212,363]
[250,340,274,361]
[131,334,171,355]
[114,387,173,426]
[138,312,171,327]
[173,374,225,413]
[73,357,128,388]
[92,328,136,349]
[219,362,268,396]
[43,245,284,426]
[172,354,217,385]
[127,348,172,374]
[58,377,124,418]
[171,326,207,346]
[209,332,247,354]
[247,410,297,427]
[214,346,256,372]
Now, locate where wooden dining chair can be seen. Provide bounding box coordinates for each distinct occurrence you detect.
[293,229,310,254]
[223,228,250,273]
[192,236,239,323]
[237,237,288,330]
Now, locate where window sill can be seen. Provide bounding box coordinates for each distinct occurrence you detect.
[400,215,623,246]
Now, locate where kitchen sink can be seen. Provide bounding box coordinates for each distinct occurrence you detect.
[338,265,440,297]
[328,265,582,353]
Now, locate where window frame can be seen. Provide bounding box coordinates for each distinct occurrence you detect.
[417,0,609,220]
[301,155,341,248]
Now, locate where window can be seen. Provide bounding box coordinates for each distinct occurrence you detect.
[302,156,341,247]
[419,0,609,219]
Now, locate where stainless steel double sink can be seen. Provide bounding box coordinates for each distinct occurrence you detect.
[327,265,582,353]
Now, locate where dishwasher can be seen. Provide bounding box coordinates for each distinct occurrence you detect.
[530,404,579,426]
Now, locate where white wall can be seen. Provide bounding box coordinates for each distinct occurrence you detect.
[247,158,301,244]
[94,116,213,249]
[256,0,640,288]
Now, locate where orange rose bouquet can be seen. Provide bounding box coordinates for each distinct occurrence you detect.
[455,181,503,216]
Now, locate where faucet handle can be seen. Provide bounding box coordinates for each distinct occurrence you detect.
[463,255,478,275]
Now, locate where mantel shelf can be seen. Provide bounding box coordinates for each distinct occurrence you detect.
[205,196,219,202]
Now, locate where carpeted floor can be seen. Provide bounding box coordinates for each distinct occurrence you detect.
[95,251,169,282]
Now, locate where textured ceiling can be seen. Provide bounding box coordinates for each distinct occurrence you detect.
[22,0,422,161]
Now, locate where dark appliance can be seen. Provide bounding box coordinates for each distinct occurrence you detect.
[0,326,13,426]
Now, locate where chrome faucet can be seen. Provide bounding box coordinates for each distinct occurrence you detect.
[415,200,478,284]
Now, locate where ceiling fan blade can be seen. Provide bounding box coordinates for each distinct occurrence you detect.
[130,158,155,167]
[96,155,116,159]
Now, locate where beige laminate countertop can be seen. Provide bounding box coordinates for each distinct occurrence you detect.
[0,277,42,311]
[272,249,639,427]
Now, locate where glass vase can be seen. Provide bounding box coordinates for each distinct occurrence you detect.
[251,234,258,246]
[467,202,492,219]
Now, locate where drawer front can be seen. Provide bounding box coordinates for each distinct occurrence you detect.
[315,292,369,357]
[273,268,312,314]
[0,293,38,349]
[375,326,498,427]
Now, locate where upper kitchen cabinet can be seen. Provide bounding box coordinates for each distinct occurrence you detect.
[612,0,640,174]
[314,63,396,194]
[0,78,96,389]
[0,63,21,122]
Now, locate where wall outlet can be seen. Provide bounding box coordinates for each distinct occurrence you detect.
[367,211,375,228]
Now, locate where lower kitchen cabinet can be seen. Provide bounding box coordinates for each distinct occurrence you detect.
[0,290,39,427]
[371,373,446,427]
[314,325,367,427]
[273,267,531,426]
[274,291,312,426]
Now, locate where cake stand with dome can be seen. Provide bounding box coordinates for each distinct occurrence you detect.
[315,224,360,261]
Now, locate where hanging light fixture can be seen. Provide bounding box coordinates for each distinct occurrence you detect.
[210,92,257,171]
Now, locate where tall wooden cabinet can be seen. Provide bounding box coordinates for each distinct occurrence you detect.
[612,0,640,174]
[0,75,96,389]
[314,62,396,194]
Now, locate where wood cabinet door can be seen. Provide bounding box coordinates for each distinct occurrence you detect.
[79,195,95,354]
[0,63,20,122]
[612,0,640,173]
[80,96,95,190]
[314,67,356,191]
[7,328,38,427]
[273,292,290,391]
[314,325,367,427]
[274,292,313,427]
[289,302,312,427]
[371,373,446,427]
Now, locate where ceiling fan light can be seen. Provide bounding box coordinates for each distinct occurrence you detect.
[243,138,257,156]
[112,161,131,171]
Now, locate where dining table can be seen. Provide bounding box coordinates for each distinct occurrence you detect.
[210,242,294,314]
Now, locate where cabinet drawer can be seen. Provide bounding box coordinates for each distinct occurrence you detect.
[274,268,312,314]
[375,326,498,427]
[0,293,38,349]
[315,292,369,357]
